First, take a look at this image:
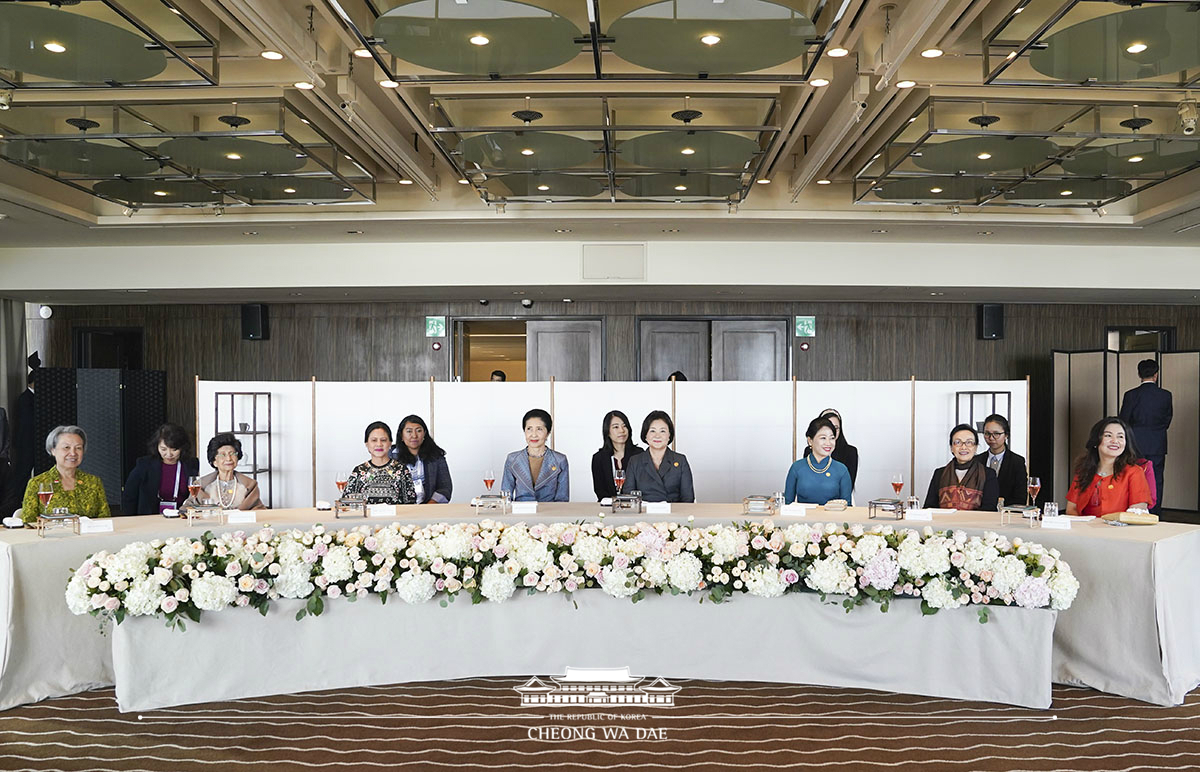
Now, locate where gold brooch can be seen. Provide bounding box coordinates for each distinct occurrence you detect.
[673,462,679,467]
[552,466,557,472]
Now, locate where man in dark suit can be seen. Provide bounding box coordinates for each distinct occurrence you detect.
[975,413,1029,508]
[1120,359,1172,514]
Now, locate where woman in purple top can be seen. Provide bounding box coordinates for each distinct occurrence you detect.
[121,423,200,515]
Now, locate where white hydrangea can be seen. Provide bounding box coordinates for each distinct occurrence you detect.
[434,528,473,560]
[851,533,887,564]
[599,565,637,598]
[480,564,516,603]
[514,542,553,573]
[571,535,609,566]
[64,571,91,615]
[921,576,966,610]
[1048,564,1080,610]
[160,539,197,567]
[962,539,1000,574]
[123,576,167,616]
[989,554,1028,596]
[372,526,407,556]
[666,552,703,592]
[276,538,306,566]
[707,527,745,563]
[897,534,951,577]
[191,575,238,611]
[783,523,816,546]
[409,536,441,565]
[394,571,437,604]
[321,545,354,583]
[804,555,856,595]
[274,563,314,599]
[101,542,156,583]
[744,566,786,598]
[640,558,668,588]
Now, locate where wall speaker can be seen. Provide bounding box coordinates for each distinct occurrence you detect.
[241,304,269,341]
[977,304,1003,341]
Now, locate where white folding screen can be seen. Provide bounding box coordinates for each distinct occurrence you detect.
[553,381,672,502]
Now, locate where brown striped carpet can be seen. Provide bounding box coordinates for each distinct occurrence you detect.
[2,680,1199,771]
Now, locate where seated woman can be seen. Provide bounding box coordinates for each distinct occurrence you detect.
[923,424,999,511]
[389,415,452,503]
[624,411,695,503]
[346,421,416,505]
[22,426,110,523]
[802,408,859,489]
[1066,417,1152,517]
[191,433,265,510]
[785,417,853,505]
[975,413,1028,508]
[121,423,200,515]
[502,409,569,502]
[591,410,644,501]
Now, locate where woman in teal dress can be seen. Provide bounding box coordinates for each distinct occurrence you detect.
[784,417,853,505]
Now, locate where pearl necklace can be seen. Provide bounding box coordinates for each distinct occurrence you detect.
[217,476,237,508]
[806,454,833,477]
[527,448,547,458]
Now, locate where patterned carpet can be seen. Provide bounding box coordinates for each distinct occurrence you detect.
[1,679,1199,771]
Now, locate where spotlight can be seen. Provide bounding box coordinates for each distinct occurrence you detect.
[809,78,829,87]
[1179,99,1198,135]
[827,47,849,57]
[479,299,489,306]
[38,305,53,319]
[920,48,944,58]
[0,89,12,110]
[521,298,534,308]
[260,50,284,60]
[214,205,225,218]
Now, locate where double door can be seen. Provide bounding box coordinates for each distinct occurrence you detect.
[639,319,789,381]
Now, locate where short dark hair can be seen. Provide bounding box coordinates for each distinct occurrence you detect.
[206,433,242,468]
[641,410,675,444]
[523,408,553,434]
[364,421,393,443]
[949,424,978,446]
[395,414,445,462]
[148,423,192,458]
[667,371,687,382]
[1138,359,1159,379]
[805,416,837,441]
[491,370,507,381]
[982,414,1010,436]
[600,410,638,454]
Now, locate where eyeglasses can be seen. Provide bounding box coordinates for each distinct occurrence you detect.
[214,451,239,459]
[951,439,977,447]
[983,431,1006,439]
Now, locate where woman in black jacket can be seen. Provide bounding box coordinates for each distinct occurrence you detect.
[121,423,199,515]
[591,410,644,501]
[389,415,453,503]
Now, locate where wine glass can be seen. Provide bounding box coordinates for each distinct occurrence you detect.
[37,482,53,515]
[335,471,348,497]
[483,469,496,492]
[614,468,626,494]
[1027,476,1041,507]
[187,475,202,501]
[891,473,904,496]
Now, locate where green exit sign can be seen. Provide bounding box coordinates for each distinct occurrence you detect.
[794,316,816,338]
[425,316,446,338]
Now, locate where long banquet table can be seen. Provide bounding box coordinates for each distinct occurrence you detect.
[2,503,1199,709]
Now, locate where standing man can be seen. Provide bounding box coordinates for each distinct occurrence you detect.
[1119,358,1172,514]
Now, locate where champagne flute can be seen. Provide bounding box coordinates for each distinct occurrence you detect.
[335,471,348,496]
[37,482,53,515]
[483,469,496,492]
[891,473,904,496]
[1027,476,1041,507]
[614,467,626,494]
[187,475,202,501]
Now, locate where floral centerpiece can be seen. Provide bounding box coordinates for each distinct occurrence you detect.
[65,520,1079,630]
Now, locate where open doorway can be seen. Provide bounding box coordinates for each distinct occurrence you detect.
[456,320,527,382]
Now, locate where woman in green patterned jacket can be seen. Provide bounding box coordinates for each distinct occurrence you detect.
[21,426,110,523]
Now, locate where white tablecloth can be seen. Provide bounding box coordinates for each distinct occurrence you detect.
[2,504,1198,708]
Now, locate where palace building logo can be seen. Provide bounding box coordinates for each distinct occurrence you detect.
[514,666,681,707]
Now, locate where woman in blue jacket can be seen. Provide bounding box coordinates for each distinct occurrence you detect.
[501,408,569,502]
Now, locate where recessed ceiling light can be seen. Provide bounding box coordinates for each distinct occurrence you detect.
[399,178,414,185]
[816,178,832,185]
[469,34,490,46]
[537,184,550,191]
[243,231,258,236]
[977,230,993,235]
[896,80,916,89]
[976,152,992,160]
[1059,189,1073,196]
[379,79,399,88]
[562,298,573,303]
[555,228,572,233]
[347,230,363,234]
[701,34,721,46]
[929,186,943,193]
[662,228,680,233]
[1126,42,1148,54]
[1128,155,1144,163]
[520,148,535,156]
[294,81,315,89]
[1006,51,1017,60]
[260,50,284,60]
[353,48,372,58]
[283,187,296,193]
[289,292,304,296]
[674,184,688,191]
[921,48,944,58]
[680,147,695,155]
[871,229,888,233]
[300,118,310,124]
[828,47,849,57]
[458,178,470,184]
[809,77,830,87]
[43,42,66,53]
[225,152,242,160]
[152,190,168,197]
[929,291,944,296]
[756,178,771,184]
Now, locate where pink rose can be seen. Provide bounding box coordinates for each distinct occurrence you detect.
[160,596,179,613]
[104,597,121,612]
[302,550,317,564]
[235,595,250,607]
[314,542,328,557]
[431,557,445,572]
[523,573,539,587]
[357,588,368,599]
[327,585,342,598]
[782,569,799,585]
[751,535,767,550]
[613,554,630,570]
[364,537,378,551]
[255,579,269,594]
[493,545,509,558]
[561,531,576,546]
[435,578,446,591]
[565,579,578,592]
[951,552,966,567]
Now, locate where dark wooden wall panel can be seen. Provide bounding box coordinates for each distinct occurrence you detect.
[32,299,1200,499]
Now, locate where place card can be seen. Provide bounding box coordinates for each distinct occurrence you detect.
[780,503,809,517]
[645,502,671,515]
[1041,516,1071,530]
[77,517,114,534]
[512,501,538,515]
[367,504,397,518]
[904,509,933,521]
[226,510,256,524]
